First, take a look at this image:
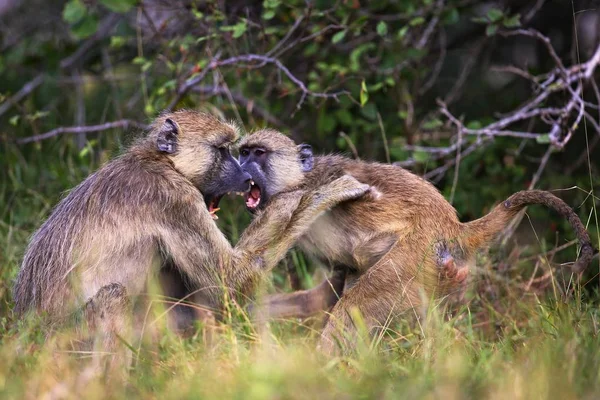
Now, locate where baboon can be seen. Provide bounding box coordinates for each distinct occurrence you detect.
[13,111,371,370]
[238,129,595,355]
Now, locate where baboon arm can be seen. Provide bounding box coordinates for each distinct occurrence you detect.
[252,267,347,320]
[234,175,371,271]
[162,175,370,305]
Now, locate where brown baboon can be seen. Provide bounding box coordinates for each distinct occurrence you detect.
[13,111,371,371]
[238,129,595,355]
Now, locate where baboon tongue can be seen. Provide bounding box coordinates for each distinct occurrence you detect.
[208,199,220,220]
[246,186,261,208]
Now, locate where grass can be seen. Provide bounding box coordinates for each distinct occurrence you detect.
[1,134,599,399]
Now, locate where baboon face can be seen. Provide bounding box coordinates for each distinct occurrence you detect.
[156,111,252,218]
[238,129,313,212]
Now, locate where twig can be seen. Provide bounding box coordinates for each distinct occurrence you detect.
[266,16,305,57]
[419,28,446,95]
[17,120,148,144]
[524,0,547,23]
[0,14,122,118]
[444,38,485,104]
[448,122,463,204]
[60,14,122,71]
[377,112,391,164]
[422,137,489,182]
[500,29,567,79]
[217,54,349,111]
[338,132,360,160]
[0,74,45,117]
[190,85,286,129]
[415,0,443,50]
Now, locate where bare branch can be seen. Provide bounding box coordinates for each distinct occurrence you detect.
[0,74,45,118]
[0,14,122,118]
[500,29,567,78]
[191,85,286,129]
[217,54,350,111]
[17,120,149,145]
[438,31,600,150]
[60,14,122,71]
[171,52,350,113]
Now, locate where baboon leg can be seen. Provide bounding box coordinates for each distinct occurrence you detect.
[158,268,217,343]
[84,283,132,377]
[318,249,427,356]
[285,256,302,291]
[251,267,347,321]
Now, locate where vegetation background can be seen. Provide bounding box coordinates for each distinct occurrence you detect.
[0,0,599,398]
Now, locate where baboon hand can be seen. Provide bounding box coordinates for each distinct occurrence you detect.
[312,175,371,209]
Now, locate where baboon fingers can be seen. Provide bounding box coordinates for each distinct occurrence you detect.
[323,175,371,205]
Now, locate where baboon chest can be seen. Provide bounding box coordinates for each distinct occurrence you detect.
[298,211,395,271]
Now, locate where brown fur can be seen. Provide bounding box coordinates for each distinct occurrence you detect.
[13,111,371,373]
[239,129,594,355]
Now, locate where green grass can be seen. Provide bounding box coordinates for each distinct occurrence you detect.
[1,137,599,399]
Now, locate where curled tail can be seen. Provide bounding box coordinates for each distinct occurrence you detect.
[461,190,595,273]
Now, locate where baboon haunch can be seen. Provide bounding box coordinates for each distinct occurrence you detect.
[13,112,371,369]
[238,129,595,355]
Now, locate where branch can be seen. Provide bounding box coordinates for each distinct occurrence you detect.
[0,14,122,118]
[17,120,148,144]
[191,85,286,129]
[439,34,600,149]
[217,54,350,111]
[60,14,123,71]
[170,53,350,113]
[0,74,45,117]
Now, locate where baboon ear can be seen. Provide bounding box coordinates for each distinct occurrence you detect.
[157,118,179,154]
[298,144,314,172]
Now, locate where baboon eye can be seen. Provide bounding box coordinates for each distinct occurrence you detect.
[240,149,249,157]
[254,149,265,156]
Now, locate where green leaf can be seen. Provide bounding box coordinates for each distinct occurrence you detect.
[376,21,388,36]
[360,80,369,106]
[263,10,275,20]
[360,103,377,120]
[536,134,551,144]
[486,24,498,36]
[100,0,137,13]
[317,112,336,134]
[503,14,521,28]
[467,120,482,129]
[63,0,86,24]
[110,36,127,48]
[413,150,430,163]
[132,56,146,65]
[486,8,504,23]
[331,30,347,44]
[471,16,488,24]
[409,17,425,26]
[360,90,369,107]
[233,21,247,38]
[443,9,459,25]
[9,115,19,126]
[422,118,443,130]
[397,26,409,38]
[72,14,98,39]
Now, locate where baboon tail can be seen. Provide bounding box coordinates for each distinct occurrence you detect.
[461,190,594,273]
